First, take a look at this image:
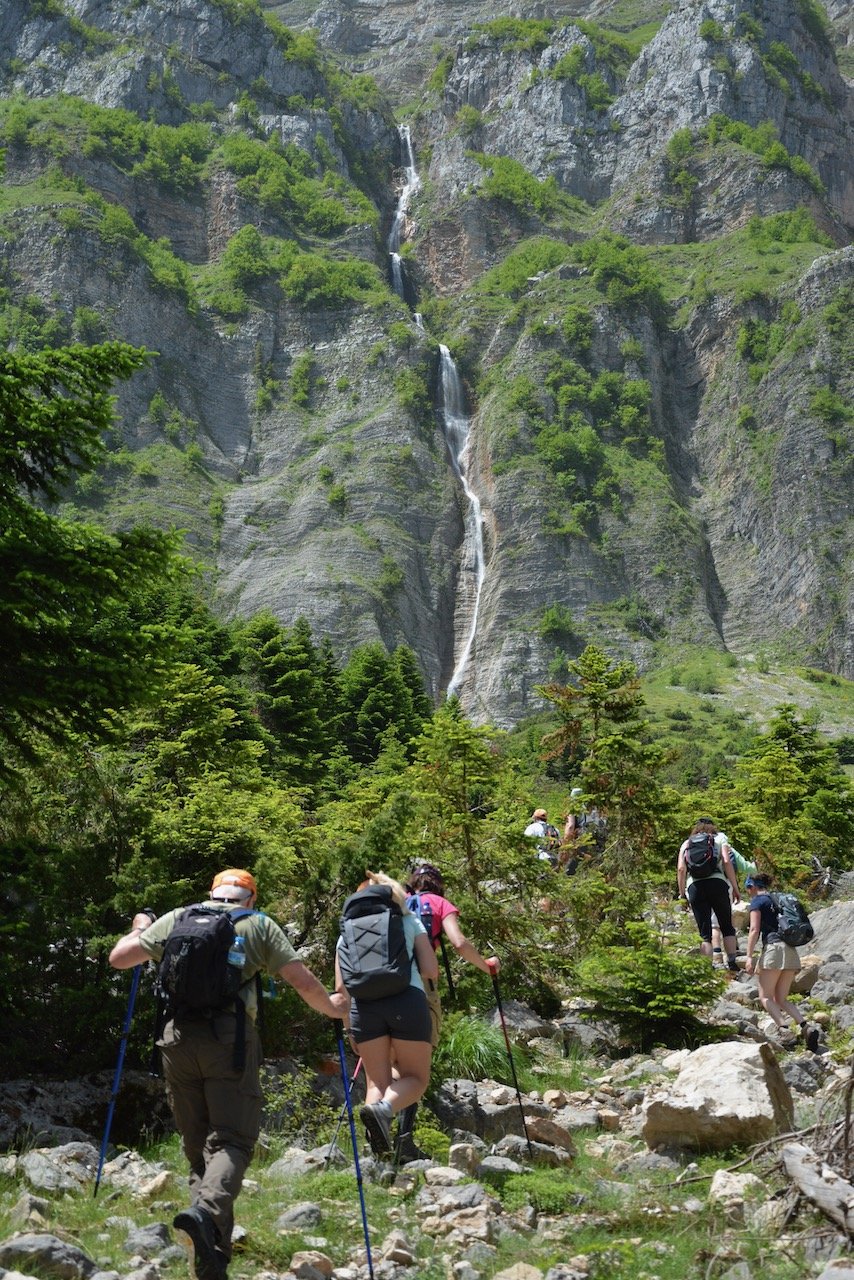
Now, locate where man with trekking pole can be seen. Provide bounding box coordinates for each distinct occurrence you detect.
[109,868,347,1280]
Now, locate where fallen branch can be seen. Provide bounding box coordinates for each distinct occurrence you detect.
[780,1141,854,1237]
[674,1124,819,1185]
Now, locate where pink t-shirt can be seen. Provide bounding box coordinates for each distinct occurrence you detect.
[408,891,459,949]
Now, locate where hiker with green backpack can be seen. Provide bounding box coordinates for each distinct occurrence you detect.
[109,869,347,1280]
[677,817,742,975]
[710,834,757,967]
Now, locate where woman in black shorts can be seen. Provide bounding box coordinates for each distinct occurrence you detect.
[335,871,438,1156]
[677,818,742,974]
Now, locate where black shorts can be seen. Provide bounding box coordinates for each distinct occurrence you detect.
[349,986,431,1044]
[687,876,735,941]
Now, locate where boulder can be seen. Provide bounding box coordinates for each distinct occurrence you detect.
[641,1041,793,1152]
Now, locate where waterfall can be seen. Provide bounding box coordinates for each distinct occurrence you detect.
[385,124,487,701]
[439,346,486,699]
[387,124,420,300]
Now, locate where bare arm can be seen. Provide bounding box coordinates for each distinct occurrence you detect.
[109,912,156,969]
[442,914,499,975]
[720,845,741,903]
[414,932,439,982]
[676,850,687,898]
[278,959,348,1019]
[745,911,761,972]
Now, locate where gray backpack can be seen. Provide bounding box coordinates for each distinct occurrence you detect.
[338,885,411,1000]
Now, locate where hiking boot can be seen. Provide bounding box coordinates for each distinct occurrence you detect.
[173,1208,226,1280]
[396,1131,429,1163]
[776,1027,798,1050]
[360,1102,392,1157]
[800,1022,820,1053]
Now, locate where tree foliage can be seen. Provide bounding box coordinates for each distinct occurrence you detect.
[0,344,181,772]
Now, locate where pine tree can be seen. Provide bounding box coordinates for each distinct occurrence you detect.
[0,342,178,774]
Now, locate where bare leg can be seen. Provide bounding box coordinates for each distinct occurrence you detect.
[356,1036,392,1105]
[383,1038,432,1113]
[772,971,804,1025]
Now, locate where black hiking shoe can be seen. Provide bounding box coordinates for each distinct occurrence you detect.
[396,1132,429,1163]
[173,1208,227,1280]
[800,1022,820,1053]
[360,1102,392,1157]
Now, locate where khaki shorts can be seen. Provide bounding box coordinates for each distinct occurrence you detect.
[758,939,802,972]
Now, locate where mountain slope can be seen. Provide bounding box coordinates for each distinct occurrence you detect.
[0,0,851,723]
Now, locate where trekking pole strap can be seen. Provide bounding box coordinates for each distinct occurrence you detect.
[439,935,456,999]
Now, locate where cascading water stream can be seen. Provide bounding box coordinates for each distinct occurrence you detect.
[387,124,420,300]
[439,346,486,699]
[386,124,487,699]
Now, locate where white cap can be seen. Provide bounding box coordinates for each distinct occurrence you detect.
[570,788,583,799]
[211,885,252,902]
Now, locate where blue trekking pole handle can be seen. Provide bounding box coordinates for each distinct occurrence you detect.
[334,1022,374,1280]
[94,963,142,1196]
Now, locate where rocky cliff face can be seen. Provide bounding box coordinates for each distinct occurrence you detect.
[1,0,852,724]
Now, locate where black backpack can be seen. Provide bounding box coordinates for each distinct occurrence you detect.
[684,831,719,879]
[338,885,411,1000]
[155,904,256,1068]
[771,892,815,947]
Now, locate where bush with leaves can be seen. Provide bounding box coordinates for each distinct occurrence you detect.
[574,919,727,1049]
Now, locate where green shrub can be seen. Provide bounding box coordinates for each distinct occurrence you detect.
[455,105,483,136]
[428,51,454,94]
[574,920,727,1048]
[291,352,314,407]
[539,602,575,642]
[327,482,347,512]
[699,18,727,42]
[811,387,850,425]
[471,152,567,220]
[666,128,695,165]
[394,367,431,417]
[431,1012,524,1087]
[476,236,570,298]
[466,17,554,54]
[571,233,665,311]
[562,305,593,353]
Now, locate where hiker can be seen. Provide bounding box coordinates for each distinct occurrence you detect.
[744,873,819,1050]
[109,869,347,1280]
[334,871,438,1159]
[397,862,500,1159]
[524,807,561,865]
[711,831,757,967]
[561,787,586,874]
[676,818,742,975]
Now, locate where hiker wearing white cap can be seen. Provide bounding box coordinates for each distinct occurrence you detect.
[524,807,561,864]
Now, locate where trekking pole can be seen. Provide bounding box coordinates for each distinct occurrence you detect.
[438,934,456,1001]
[94,963,142,1196]
[487,958,533,1160]
[324,1057,362,1167]
[334,1022,374,1280]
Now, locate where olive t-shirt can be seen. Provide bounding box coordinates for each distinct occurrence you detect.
[139,901,298,1019]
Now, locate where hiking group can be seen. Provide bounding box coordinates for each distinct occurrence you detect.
[677,816,819,1050]
[108,862,498,1280]
[525,788,607,875]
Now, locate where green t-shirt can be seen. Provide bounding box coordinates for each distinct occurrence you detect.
[139,901,299,1019]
